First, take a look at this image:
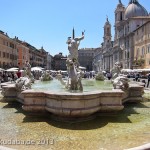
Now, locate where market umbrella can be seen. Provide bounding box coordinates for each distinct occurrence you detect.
[31,67,43,71]
[6,68,19,72]
[0,68,5,72]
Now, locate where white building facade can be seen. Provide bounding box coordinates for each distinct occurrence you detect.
[94,0,150,72]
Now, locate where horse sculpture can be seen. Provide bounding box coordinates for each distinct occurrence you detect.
[57,59,83,91]
[67,59,83,91]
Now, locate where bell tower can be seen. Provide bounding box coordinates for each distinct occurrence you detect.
[103,17,112,47]
[114,0,125,40]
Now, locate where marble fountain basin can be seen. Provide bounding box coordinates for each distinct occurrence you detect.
[1,79,144,121]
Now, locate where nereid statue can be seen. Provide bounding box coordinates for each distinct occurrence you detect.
[15,61,33,91]
[111,62,129,91]
[40,71,53,81]
[15,77,31,91]
[113,75,129,90]
[111,62,122,80]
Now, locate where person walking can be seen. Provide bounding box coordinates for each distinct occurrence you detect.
[147,73,150,88]
[107,72,112,80]
[135,72,140,81]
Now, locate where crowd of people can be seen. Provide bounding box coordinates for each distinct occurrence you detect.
[125,72,150,88]
[0,71,19,83]
[0,69,42,84]
[1,66,150,88]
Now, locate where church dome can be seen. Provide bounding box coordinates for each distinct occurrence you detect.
[124,0,148,19]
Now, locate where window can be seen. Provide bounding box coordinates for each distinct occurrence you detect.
[10,43,14,48]
[3,52,5,58]
[142,47,145,56]
[10,54,12,59]
[125,41,126,49]
[127,23,130,32]
[107,28,110,35]
[115,53,117,60]
[7,53,9,58]
[120,51,123,59]
[142,26,144,32]
[136,48,140,57]
[127,51,130,58]
[3,62,5,68]
[127,40,129,48]
[147,45,150,53]
[120,12,123,21]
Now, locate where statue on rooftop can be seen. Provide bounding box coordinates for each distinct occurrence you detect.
[119,0,122,4]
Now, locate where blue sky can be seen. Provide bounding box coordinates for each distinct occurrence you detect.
[0,0,149,56]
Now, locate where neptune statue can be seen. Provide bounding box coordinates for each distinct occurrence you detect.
[57,28,84,91]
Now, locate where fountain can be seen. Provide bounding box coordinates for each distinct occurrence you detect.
[40,70,53,81]
[95,71,106,81]
[1,29,144,122]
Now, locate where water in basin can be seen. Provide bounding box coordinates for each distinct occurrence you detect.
[31,79,113,92]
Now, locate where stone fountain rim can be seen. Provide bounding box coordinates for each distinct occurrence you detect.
[21,88,125,96]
